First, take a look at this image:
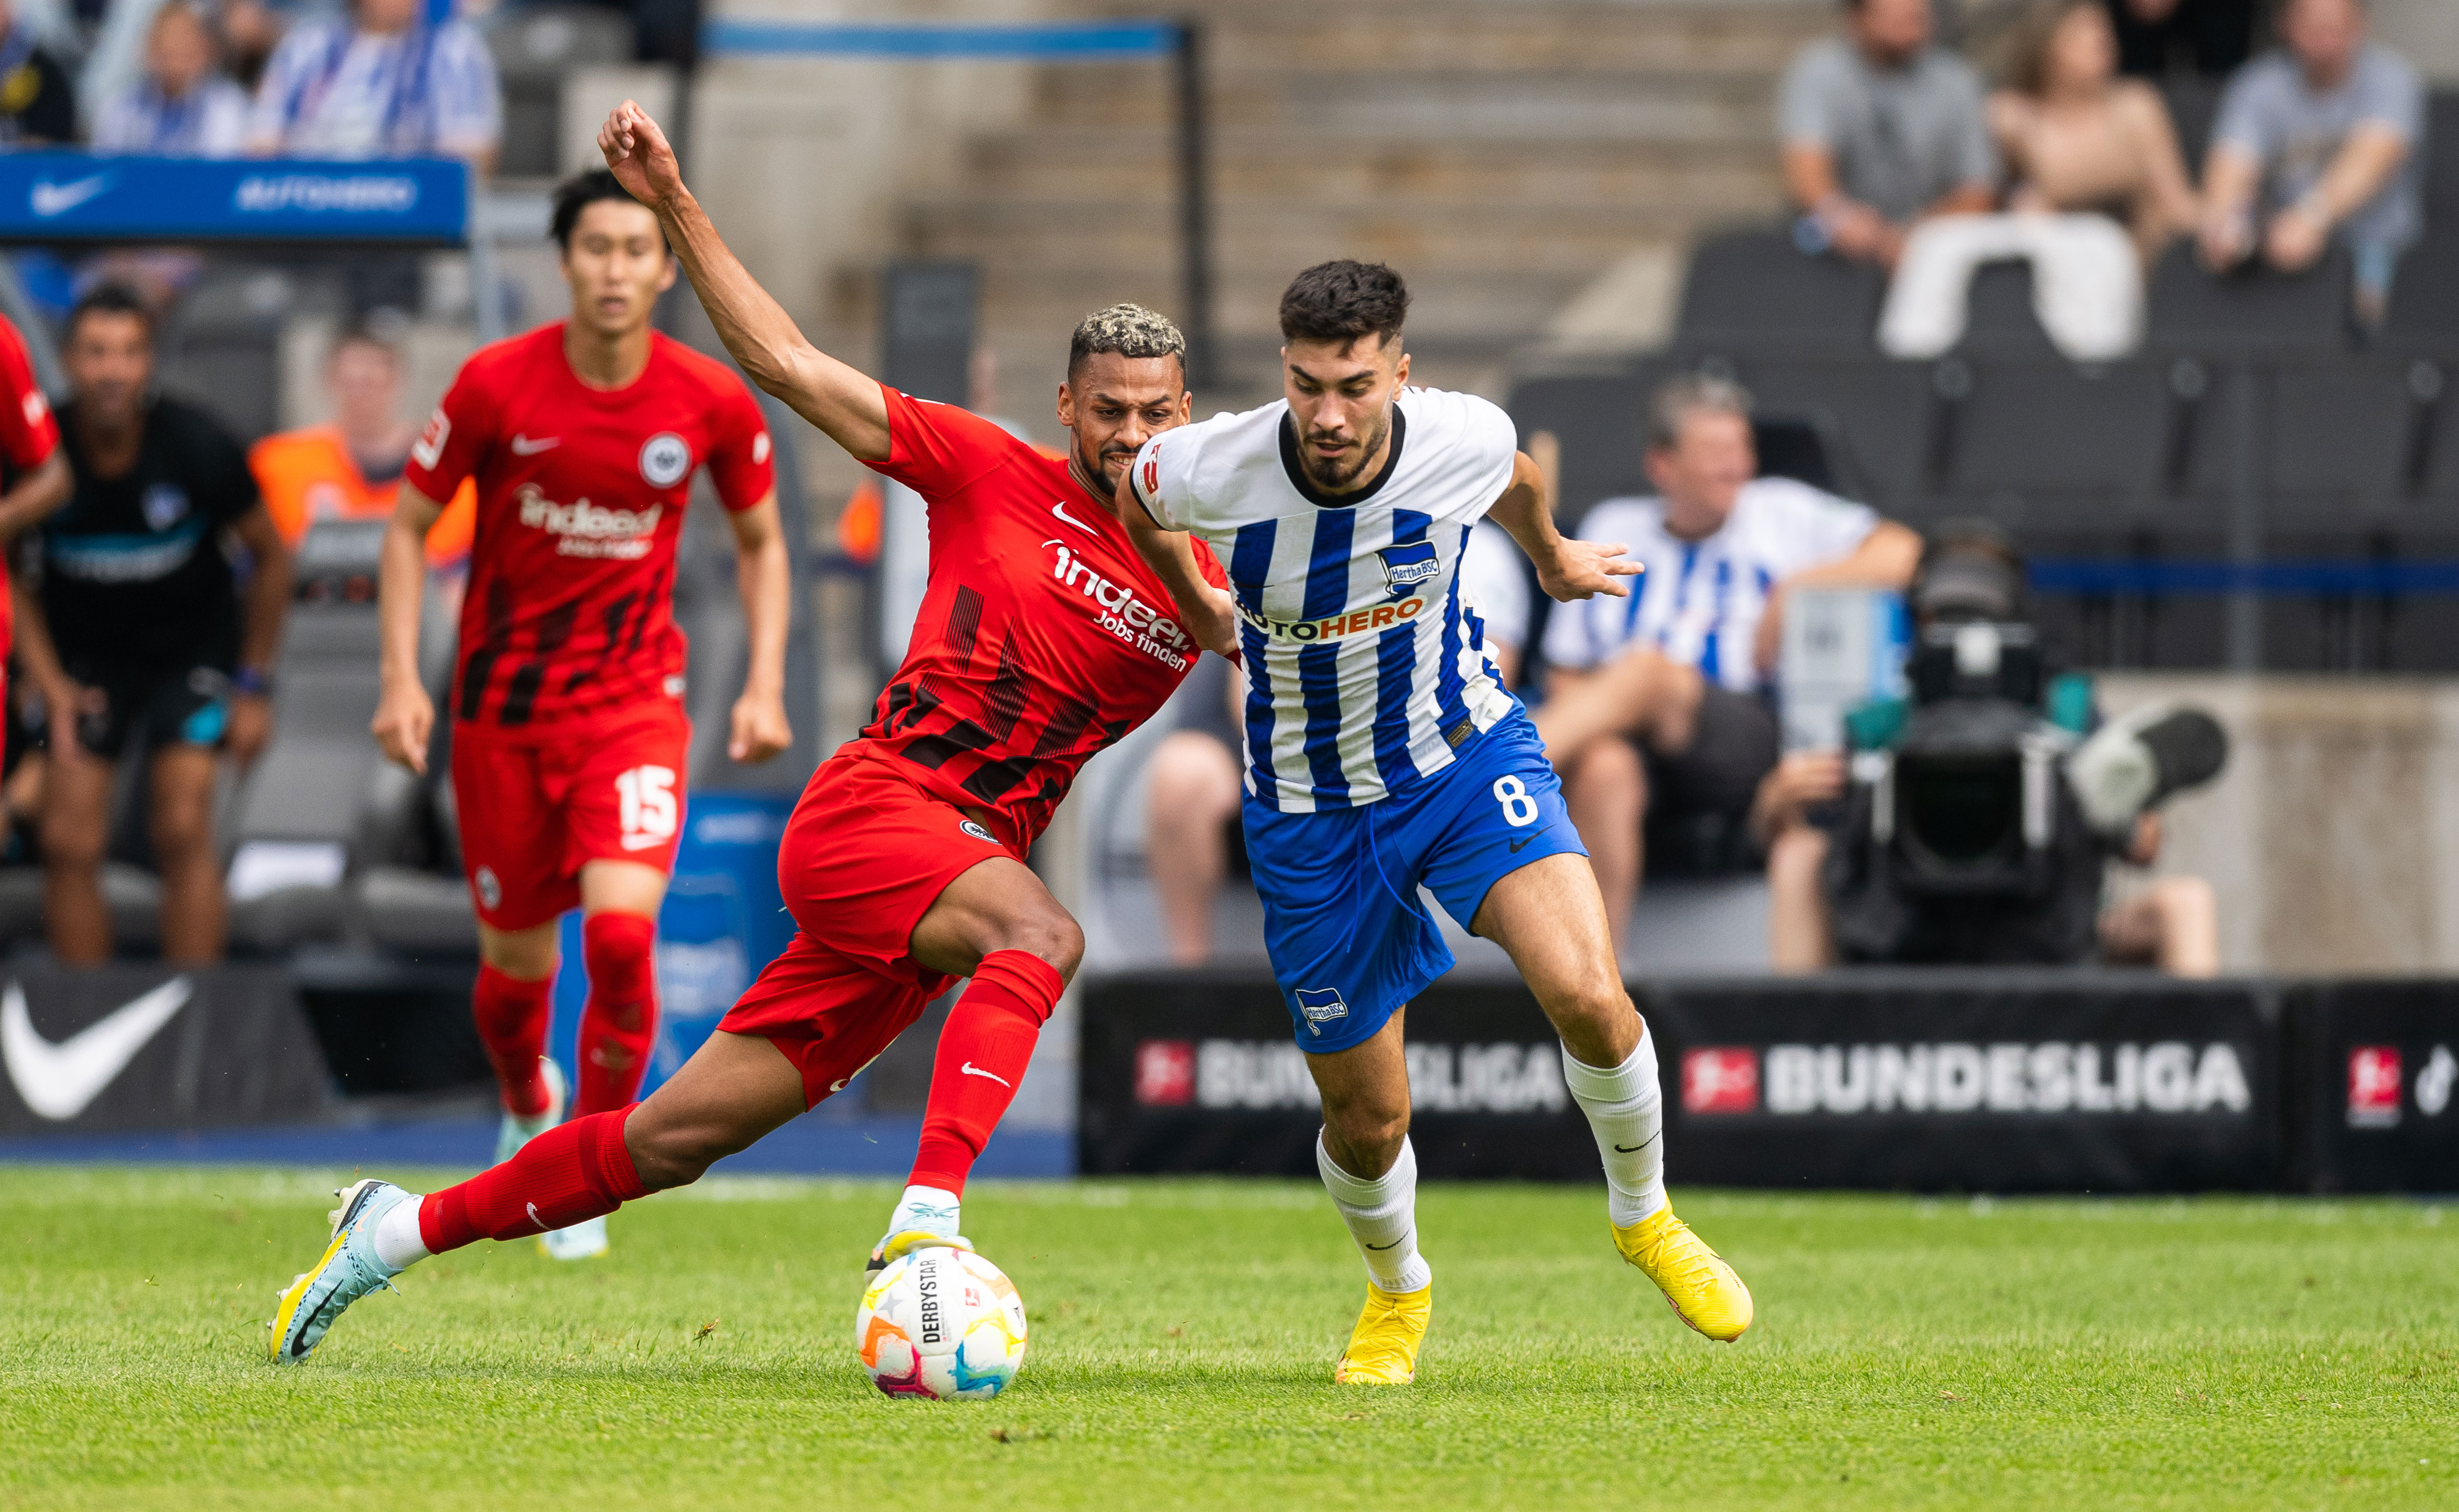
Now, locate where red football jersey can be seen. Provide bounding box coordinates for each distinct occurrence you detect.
[856,386,1227,850]
[0,312,60,660]
[405,323,773,729]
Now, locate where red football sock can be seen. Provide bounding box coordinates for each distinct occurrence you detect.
[471,964,555,1118]
[419,1107,648,1254]
[908,950,1065,1196]
[576,911,659,1116]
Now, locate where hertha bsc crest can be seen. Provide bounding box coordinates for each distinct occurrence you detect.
[1377,540,1439,599]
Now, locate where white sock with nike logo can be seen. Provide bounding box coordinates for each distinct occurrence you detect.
[1317,1132,1431,1294]
[1563,1028,1666,1227]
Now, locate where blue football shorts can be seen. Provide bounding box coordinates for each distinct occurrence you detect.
[1241,709,1588,1055]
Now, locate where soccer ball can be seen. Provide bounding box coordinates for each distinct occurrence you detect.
[854,1245,1029,1399]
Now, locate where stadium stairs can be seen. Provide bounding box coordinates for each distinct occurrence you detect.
[900,0,1833,406]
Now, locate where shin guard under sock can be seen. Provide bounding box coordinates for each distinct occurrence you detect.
[907,950,1065,1196]
[418,1108,648,1254]
[1562,1028,1667,1227]
[471,965,555,1118]
[576,912,660,1116]
[1318,1133,1433,1294]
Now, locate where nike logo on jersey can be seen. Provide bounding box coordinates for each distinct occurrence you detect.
[1508,835,1536,854]
[1051,500,1099,535]
[961,1062,1013,1088]
[1,976,191,1121]
[510,434,560,455]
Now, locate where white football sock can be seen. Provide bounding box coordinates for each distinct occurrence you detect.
[1562,1028,1667,1228]
[1316,1132,1433,1294]
[888,1184,963,1240]
[371,1194,432,1271]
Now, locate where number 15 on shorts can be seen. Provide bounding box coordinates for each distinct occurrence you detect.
[617,765,679,851]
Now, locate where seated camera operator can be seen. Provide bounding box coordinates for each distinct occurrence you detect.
[1767,524,2221,975]
[1533,375,1921,952]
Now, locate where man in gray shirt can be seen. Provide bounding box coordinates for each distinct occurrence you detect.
[2198,0,2423,323]
[1780,0,1998,267]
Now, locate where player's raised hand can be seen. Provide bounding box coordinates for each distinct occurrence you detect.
[728,689,793,765]
[599,100,685,209]
[1536,538,1642,603]
[371,678,435,776]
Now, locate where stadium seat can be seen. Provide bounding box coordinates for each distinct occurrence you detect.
[1933,358,2170,532]
[1673,227,1885,352]
[2381,231,2459,352]
[1954,260,2062,360]
[2145,242,2353,353]
[2263,360,2414,529]
[2160,77,2224,170]
[1509,370,1653,525]
[486,5,637,178]
[157,265,294,443]
[1700,354,1938,514]
[2427,90,2459,229]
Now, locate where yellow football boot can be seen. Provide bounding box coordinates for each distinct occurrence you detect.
[1613,1206,1752,1342]
[1332,1281,1431,1385]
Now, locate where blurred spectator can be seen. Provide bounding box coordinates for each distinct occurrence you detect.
[1781,0,1998,268]
[1531,376,1920,953]
[91,0,249,155]
[14,285,292,964]
[247,0,501,169]
[2103,0,2257,80]
[0,0,79,144]
[250,324,474,568]
[1141,522,1530,966]
[2198,0,2421,325]
[1991,0,2202,264]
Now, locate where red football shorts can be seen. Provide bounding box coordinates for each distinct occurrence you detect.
[450,701,692,931]
[717,750,1021,1107]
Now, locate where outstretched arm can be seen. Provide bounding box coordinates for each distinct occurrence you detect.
[1487,450,1636,603]
[1117,472,1238,658]
[599,102,891,462]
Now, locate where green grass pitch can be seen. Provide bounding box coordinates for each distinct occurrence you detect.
[3,1167,2454,1509]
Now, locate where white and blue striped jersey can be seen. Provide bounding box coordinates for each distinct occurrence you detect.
[1130,386,1520,812]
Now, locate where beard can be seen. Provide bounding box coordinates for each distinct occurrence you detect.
[1296,407,1391,493]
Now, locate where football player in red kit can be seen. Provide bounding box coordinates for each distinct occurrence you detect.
[366,168,794,1261]
[0,310,72,711]
[269,101,1226,1358]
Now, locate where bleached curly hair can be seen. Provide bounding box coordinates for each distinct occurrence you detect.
[1068,303,1187,376]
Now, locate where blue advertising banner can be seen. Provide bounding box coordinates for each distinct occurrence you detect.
[548,792,797,1103]
[0,155,470,244]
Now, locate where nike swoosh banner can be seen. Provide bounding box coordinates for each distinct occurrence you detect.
[0,963,332,1134]
[1079,971,2459,1192]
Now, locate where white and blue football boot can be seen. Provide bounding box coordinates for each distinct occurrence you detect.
[268,1178,413,1364]
[494,1056,568,1165]
[865,1185,970,1273]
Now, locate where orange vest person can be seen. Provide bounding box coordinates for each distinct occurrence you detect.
[250,328,475,568]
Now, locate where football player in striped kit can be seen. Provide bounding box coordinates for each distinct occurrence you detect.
[1123,261,1753,1384]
